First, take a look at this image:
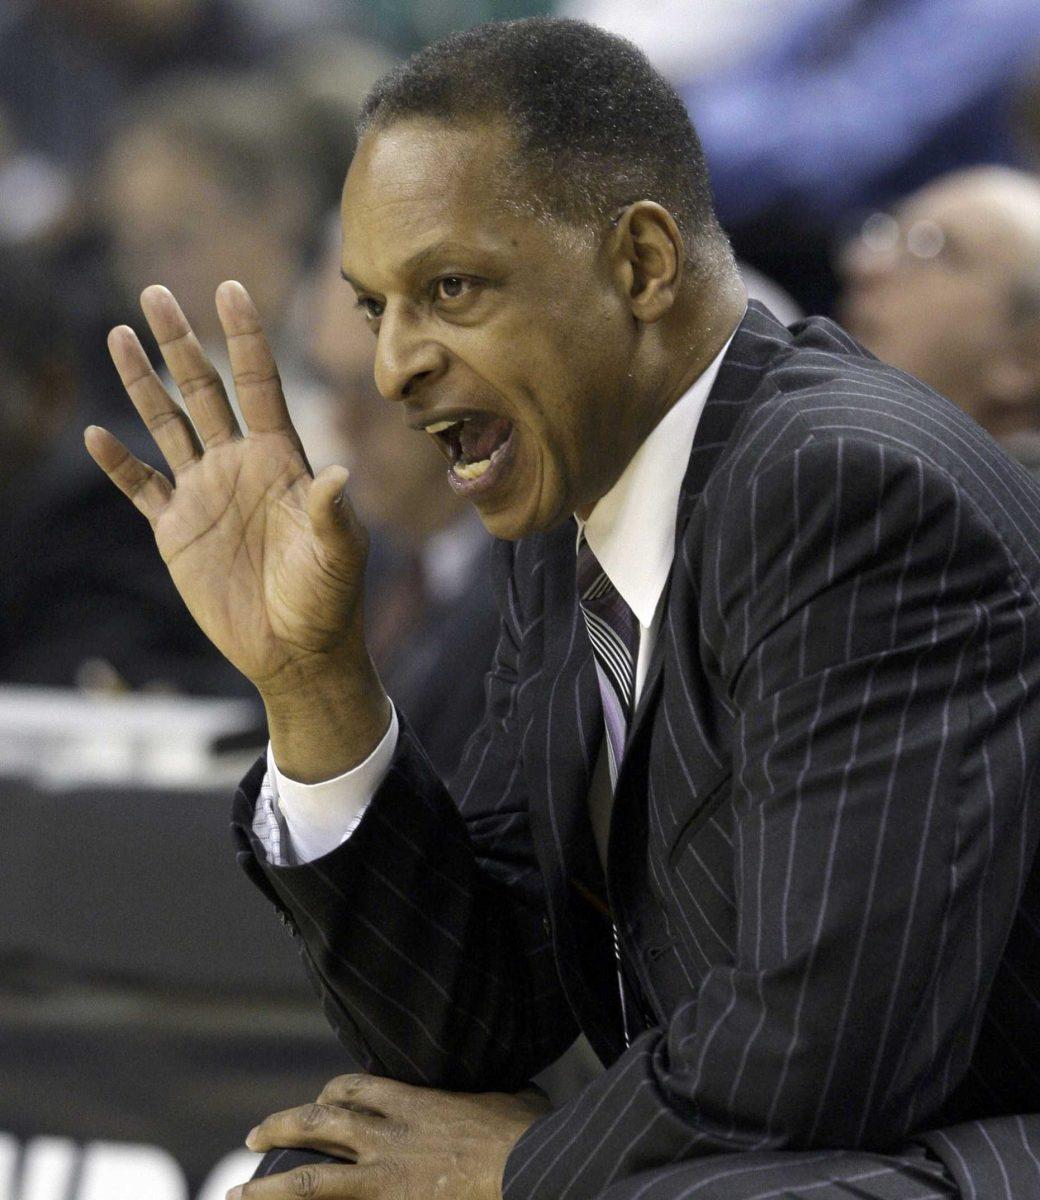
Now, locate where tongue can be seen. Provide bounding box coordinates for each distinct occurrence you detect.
[459,414,512,462]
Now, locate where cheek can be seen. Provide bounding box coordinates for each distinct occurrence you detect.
[925,276,991,322]
[520,389,585,476]
[920,303,991,364]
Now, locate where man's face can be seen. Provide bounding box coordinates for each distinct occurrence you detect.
[339,118,639,540]
[99,129,301,343]
[836,178,1028,418]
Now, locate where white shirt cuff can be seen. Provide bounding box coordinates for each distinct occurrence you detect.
[267,705,399,863]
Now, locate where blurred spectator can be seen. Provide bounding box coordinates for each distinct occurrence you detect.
[94,68,340,468]
[837,166,1040,472]
[686,0,1040,225]
[677,0,1040,313]
[276,34,399,211]
[0,242,254,694]
[301,219,500,779]
[0,95,76,248]
[96,69,318,344]
[0,246,79,484]
[0,0,262,171]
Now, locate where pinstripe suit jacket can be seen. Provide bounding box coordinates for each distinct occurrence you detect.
[233,302,1040,1198]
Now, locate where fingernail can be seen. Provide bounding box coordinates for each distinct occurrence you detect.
[226,1188,244,1200]
[245,1125,260,1149]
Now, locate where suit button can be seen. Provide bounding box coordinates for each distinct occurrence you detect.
[542,916,552,937]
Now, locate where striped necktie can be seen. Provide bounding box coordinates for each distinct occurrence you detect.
[576,531,640,787]
[576,530,640,1046]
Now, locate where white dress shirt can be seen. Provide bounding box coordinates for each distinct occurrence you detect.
[261,329,737,866]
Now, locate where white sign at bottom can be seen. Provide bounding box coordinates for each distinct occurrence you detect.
[0,1134,260,1200]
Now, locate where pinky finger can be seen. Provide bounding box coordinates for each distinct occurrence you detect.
[84,425,173,525]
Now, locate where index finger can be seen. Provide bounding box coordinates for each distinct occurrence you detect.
[216,281,301,442]
[246,1103,375,1158]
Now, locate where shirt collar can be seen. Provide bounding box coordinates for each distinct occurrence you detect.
[576,326,738,628]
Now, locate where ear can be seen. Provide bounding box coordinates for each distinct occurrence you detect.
[609,202,685,323]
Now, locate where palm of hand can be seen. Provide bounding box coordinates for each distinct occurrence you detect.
[159,436,357,686]
[86,282,367,695]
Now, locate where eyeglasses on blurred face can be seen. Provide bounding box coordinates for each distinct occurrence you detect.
[841,211,954,273]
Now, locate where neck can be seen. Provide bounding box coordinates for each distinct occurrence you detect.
[574,274,747,521]
[657,273,747,420]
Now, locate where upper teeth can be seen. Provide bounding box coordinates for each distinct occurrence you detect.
[427,419,463,434]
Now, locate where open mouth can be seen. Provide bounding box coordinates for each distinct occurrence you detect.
[426,412,516,493]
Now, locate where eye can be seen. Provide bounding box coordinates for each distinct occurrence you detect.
[355,296,384,321]
[435,276,475,302]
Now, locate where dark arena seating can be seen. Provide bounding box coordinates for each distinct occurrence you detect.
[0,692,348,1200]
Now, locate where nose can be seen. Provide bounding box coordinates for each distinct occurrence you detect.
[373,302,445,402]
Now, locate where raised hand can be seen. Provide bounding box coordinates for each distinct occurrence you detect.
[86,282,390,778]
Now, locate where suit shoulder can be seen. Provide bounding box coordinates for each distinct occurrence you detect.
[700,321,1040,586]
[722,316,1037,508]
[737,316,962,452]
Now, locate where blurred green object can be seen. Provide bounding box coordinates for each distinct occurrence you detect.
[360,0,552,55]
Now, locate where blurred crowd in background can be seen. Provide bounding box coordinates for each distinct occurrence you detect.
[2,3,1040,1196]
[1,0,1039,758]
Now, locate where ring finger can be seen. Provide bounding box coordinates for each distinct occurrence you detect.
[107,323,202,474]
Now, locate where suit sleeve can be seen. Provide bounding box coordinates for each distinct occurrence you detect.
[504,433,1039,1198]
[231,539,580,1089]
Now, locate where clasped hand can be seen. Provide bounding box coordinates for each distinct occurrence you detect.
[228,1073,550,1199]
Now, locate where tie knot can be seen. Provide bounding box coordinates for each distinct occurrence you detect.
[576,531,613,602]
[575,530,639,778]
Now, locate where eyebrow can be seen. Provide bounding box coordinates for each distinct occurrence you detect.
[340,240,502,293]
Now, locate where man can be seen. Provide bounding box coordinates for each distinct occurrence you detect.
[837,165,1040,475]
[85,18,1040,1200]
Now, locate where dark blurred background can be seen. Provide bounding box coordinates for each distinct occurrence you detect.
[1,2,1038,1196]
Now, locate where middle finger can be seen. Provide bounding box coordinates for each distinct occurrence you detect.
[140,284,241,447]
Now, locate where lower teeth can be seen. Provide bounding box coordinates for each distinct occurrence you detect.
[454,458,491,480]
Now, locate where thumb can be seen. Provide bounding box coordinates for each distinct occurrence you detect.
[308,464,368,572]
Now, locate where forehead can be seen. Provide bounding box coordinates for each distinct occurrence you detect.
[898,179,1034,274]
[340,118,561,285]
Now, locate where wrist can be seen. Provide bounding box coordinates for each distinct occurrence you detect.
[261,655,392,784]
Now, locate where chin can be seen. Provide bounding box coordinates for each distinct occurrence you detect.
[474,505,540,542]
[473,492,571,542]
[462,455,563,540]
